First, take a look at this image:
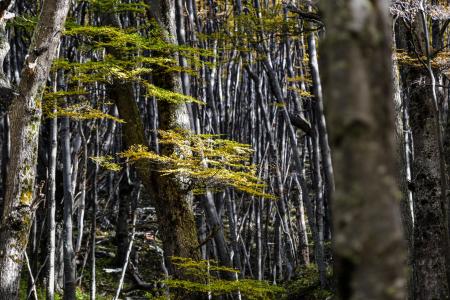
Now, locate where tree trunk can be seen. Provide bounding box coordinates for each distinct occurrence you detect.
[62,109,76,300]
[146,0,201,272]
[101,1,201,279]
[306,20,334,240]
[47,73,58,300]
[116,175,132,266]
[0,0,70,298]
[396,11,450,299]
[320,0,407,298]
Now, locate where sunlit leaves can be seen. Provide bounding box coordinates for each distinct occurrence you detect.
[90,156,121,172]
[155,257,285,300]
[118,130,274,199]
[42,90,124,123]
[143,83,205,104]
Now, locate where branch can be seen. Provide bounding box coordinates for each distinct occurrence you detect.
[122,263,156,292]
[289,113,313,136]
[284,3,323,26]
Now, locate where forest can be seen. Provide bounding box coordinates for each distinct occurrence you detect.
[0,0,446,299]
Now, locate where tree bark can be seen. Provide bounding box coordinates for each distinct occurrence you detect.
[0,0,70,298]
[62,106,76,300]
[396,10,450,298]
[46,73,58,300]
[102,0,201,279]
[320,0,407,298]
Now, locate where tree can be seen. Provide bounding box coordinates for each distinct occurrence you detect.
[394,4,450,297]
[105,0,201,276]
[320,0,407,298]
[0,0,70,298]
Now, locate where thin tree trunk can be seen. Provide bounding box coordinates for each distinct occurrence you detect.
[62,109,76,300]
[115,174,131,266]
[90,127,98,300]
[47,74,58,300]
[113,200,137,300]
[75,122,87,253]
[306,21,334,239]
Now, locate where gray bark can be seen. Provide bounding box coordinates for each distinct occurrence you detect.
[46,73,58,300]
[62,109,76,300]
[0,0,70,298]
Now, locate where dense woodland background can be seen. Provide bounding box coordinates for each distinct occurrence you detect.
[0,0,448,299]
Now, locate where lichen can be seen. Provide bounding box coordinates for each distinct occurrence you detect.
[19,190,32,205]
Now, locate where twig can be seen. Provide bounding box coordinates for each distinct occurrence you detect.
[24,251,38,300]
[113,207,137,300]
[27,255,48,300]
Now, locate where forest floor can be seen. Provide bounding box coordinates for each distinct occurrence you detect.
[19,229,333,300]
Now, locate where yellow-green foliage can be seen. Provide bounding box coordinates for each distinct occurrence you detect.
[64,25,162,51]
[86,0,149,14]
[53,57,153,83]
[54,24,207,104]
[150,257,284,300]
[52,56,204,104]
[143,82,205,104]
[395,49,450,72]
[196,3,304,46]
[90,156,121,172]
[394,50,423,68]
[119,129,274,198]
[8,15,37,32]
[287,87,314,98]
[287,76,312,84]
[42,90,124,122]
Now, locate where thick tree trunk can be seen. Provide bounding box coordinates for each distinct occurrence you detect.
[111,82,201,274]
[396,10,450,299]
[392,28,415,298]
[102,1,200,279]
[147,0,201,271]
[408,66,450,299]
[0,0,70,298]
[320,0,407,298]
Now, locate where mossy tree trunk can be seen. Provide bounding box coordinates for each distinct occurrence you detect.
[320,0,407,298]
[0,0,70,298]
[102,0,200,279]
[148,0,202,269]
[109,0,201,276]
[111,80,201,276]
